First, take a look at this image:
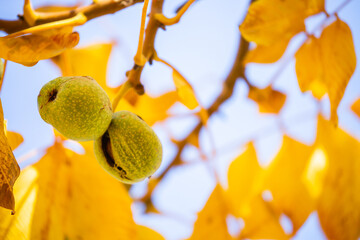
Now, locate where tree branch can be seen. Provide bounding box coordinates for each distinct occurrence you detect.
[117,0,165,95]
[0,0,143,34]
[138,34,251,210]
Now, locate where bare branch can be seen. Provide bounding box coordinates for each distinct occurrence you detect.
[0,0,143,34]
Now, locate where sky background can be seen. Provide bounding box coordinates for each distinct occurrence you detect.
[0,0,360,239]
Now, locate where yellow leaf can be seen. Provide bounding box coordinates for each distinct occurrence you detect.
[305,0,325,16]
[240,0,306,46]
[295,36,327,99]
[295,19,356,124]
[315,116,360,240]
[187,131,200,148]
[188,185,231,240]
[0,100,20,212]
[5,131,24,151]
[248,85,286,114]
[226,143,288,239]
[244,38,291,64]
[137,225,165,240]
[351,98,360,118]
[116,89,179,126]
[226,143,262,217]
[240,196,289,240]
[0,142,142,239]
[173,70,199,110]
[303,147,328,199]
[0,59,3,82]
[262,136,315,234]
[52,43,115,97]
[0,27,79,66]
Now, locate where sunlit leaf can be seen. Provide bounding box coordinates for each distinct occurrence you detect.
[239,196,288,239]
[187,131,200,148]
[0,59,3,82]
[315,116,360,240]
[5,131,23,151]
[244,38,291,64]
[52,43,115,97]
[295,36,326,99]
[248,85,286,114]
[305,0,325,16]
[188,185,231,240]
[262,136,315,234]
[295,19,356,124]
[240,0,306,46]
[226,143,262,217]
[0,142,141,239]
[137,225,165,240]
[0,100,20,211]
[116,88,179,126]
[173,70,199,110]
[351,98,360,118]
[0,27,79,66]
[303,147,328,200]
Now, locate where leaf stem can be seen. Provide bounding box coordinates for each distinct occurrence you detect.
[154,55,183,79]
[112,80,132,111]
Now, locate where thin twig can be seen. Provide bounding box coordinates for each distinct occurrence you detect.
[0,0,143,34]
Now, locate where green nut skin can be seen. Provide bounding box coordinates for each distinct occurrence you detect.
[94,111,163,184]
[37,76,113,141]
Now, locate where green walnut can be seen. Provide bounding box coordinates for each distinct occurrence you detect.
[94,111,162,184]
[37,76,113,141]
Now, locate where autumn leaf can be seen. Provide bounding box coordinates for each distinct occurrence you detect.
[51,43,115,96]
[351,98,360,118]
[5,131,24,151]
[137,225,165,240]
[173,70,199,110]
[244,38,291,64]
[0,27,79,66]
[188,185,232,240]
[295,36,326,100]
[226,143,262,217]
[240,0,306,46]
[295,19,356,124]
[0,59,4,82]
[239,196,288,240]
[262,136,315,234]
[0,141,163,239]
[248,85,286,114]
[0,100,20,212]
[225,143,288,239]
[116,88,179,126]
[305,0,325,16]
[315,116,360,240]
